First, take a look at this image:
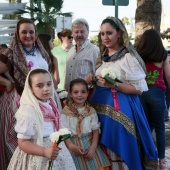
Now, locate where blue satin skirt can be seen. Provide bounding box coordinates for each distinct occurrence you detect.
[90,86,158,170]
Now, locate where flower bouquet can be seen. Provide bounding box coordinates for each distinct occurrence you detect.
[48,128,71,170]
[57,89,68,101]
[57,89,68,108]
[101,67,122,85]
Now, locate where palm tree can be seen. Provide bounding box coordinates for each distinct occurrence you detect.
[135,0,162,46]
[18,0,72,37]
[161,28,170,42]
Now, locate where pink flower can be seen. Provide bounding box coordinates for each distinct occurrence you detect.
[28,61,34,70]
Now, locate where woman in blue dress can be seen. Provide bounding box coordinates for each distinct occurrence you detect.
[86,17,158,170]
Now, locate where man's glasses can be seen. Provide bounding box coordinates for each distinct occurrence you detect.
[68,36,73,39]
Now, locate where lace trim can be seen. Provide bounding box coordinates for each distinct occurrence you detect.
[15,116,37,136]
[126,79,148,92]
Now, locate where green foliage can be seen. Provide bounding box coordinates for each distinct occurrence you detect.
[161,28,170,42]
[90,35,99,46]
[16,0,72,37]
[121,17,130,25]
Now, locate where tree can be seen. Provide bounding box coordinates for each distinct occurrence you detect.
[90,35,99,46]
[161,28,170,42]
[17,0,72,37]
[121,17,130,26]
[135,0,162,46]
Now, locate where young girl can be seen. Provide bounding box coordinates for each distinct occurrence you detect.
[38,33,62,112]
[61,78,110,170]
[7,68,76,170]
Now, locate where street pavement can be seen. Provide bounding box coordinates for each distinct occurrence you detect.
[165,120,170,161]
[151,120,170,169]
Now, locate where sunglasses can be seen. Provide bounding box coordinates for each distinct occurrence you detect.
[68,36,73,39]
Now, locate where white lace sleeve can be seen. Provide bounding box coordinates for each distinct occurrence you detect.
[120,53,148,92]
[15,105,37,139]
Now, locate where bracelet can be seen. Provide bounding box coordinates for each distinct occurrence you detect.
[114,82,119,89]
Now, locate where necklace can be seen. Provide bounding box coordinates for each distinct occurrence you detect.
[23,44,37,56]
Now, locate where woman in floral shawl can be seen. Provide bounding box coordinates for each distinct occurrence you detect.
[0,18,57,169]
[86,17,158,170]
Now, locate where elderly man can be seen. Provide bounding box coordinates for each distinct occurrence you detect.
[64,18,99,91]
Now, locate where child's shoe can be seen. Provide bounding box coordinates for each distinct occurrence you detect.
[159,159,170,170]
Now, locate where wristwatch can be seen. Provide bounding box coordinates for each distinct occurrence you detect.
[114,82,119,89]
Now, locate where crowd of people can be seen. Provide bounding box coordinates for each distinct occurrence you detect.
[0,16,169,170]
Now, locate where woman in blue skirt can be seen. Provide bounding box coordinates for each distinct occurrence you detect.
[86,17,158,170]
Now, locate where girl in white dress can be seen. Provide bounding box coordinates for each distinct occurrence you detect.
[7,68,76,170]
[61,78,110,170]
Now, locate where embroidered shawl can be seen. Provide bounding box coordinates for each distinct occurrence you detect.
[0,24,52,95]
[39,98,61,131]
[62,100,96,137]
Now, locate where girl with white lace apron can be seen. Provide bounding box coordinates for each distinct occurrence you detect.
[7,68,76,170]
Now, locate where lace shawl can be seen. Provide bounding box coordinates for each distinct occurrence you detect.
[96,17,146,73]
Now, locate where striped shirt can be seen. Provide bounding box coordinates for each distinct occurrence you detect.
[65,39,99,90]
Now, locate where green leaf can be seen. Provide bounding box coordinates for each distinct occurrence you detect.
[57,134,71,145]
[104,74,115,85]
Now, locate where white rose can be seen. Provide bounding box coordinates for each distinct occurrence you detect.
[49,131,60,143]
[114,69,121,79]
[101,68,109,77]
[59,128,71,136]
[58,91,68,99]
[101,67,121,80]
[109,72,117,79]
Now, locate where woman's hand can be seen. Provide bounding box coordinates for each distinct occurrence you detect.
[5,81,14,92]
[44,144,61,159]
[97,75,113,88]
[85,74,94,84]
[84,146,96,160]
[0,75,14,92]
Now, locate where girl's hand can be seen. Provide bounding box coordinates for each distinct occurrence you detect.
[71,145,85,156]
[84,146,96,160]
[44,144,61,159]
